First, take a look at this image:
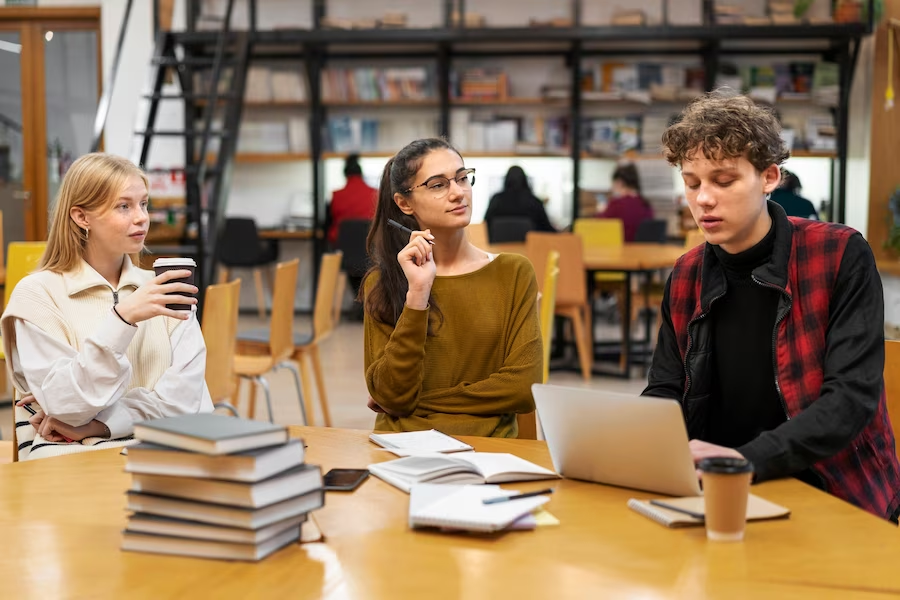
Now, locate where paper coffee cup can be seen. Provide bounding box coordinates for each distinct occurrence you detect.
[153,257,197,311]
[699,457,754,542]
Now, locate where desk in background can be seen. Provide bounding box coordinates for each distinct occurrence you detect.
[1,426,897,598]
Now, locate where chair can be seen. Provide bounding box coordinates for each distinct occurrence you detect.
[635,219,668,243]
[466,222,490,250]
[518,250,559,440]
[232,259,306,423]
[488,216,534,244]
[335,219,370,321]
[884,340,900,461]
[526,233,592,380]
[217,218,279,320]
[200,278,242,417]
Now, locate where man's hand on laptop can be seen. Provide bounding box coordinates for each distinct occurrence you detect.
[689,440,745,479]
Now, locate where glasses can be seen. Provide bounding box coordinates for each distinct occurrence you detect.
[404,168,476,199]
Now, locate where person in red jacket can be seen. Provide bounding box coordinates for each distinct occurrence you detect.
[326,154,377,246]
[596,163,654,241]
[643,91,900,522]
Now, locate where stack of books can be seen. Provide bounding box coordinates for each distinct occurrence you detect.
[121,414,324,561]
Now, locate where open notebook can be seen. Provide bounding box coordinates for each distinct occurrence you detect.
[627,494,790,528]
[369,430,473,456]
[369,453,559,493]
[409,484,551,533]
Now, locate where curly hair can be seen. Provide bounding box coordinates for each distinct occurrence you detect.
[661,90,791,172]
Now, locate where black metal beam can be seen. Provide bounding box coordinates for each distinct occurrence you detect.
[438,43,450,138]
[570,41,582,221]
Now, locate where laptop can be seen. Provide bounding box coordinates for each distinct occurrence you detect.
[532,384,702,497]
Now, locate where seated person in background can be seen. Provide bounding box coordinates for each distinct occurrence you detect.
[770,169,819,219]
[643,91,900,521]
[484,165,556,234]
[326,153,377,246]
[1,153,213,460]
[596,163,654,241]
[362,138,542,438]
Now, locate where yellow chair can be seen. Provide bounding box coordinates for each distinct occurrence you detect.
[518,250,559,440]
[884,340,900,462]
[573,218,625,283]
[200,278,242,416]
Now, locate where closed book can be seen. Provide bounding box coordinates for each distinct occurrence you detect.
[368,453,559,494]
[125,439,305,482]
[369,429,473,456]
[126,488,325,529]
[133,414,288,455]
[627,494,790,528]
[130,464,323,508]
[121,526,300,561]
[126,513,305,544]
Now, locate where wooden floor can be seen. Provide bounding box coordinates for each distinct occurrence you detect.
[0,314,647,440]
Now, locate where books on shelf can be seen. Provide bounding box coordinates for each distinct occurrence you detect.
[322,67,434,103]
[237,121,291,154]
[368,452,559,494]
[325,116,438,153]
[271,70,307,102]
[122,414,324,562]
[370,429,474,456]
[245,67,273,102]
[451,109,569,155]
[409,484,552,533]
[452,68,510,101]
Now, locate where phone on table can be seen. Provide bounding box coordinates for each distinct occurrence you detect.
[323,468,369,492]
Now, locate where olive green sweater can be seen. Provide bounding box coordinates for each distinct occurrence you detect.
[364,253,542,438]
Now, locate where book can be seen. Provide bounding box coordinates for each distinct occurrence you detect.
[130,464,323,508]
[409,484,551,533]
[133,414,288,455]
[125,439,306,482]
[121,526,300,561]
[126,488,325,529]
[368,453,559,493]
[126,513,306,544]
[627,494,791,528]
[369,429,474,456]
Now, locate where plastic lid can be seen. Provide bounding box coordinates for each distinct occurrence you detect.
[152,257,196,267]
[698,457,754,475]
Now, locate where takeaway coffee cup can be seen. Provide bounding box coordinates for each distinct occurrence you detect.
[698,457,754,542]
[152,257,197,311]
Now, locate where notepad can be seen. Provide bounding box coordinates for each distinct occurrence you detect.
[369,430,474,456]
[409,484,551,533]
[627,494,791,528]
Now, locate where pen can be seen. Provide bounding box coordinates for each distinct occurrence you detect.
[649,500,705,520]
[387,218,434,245]
[483,488,555,505]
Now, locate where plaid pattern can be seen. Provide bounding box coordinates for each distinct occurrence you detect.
[669,218,900,520]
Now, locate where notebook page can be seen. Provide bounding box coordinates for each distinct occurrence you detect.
[411,485,549,533]
[369,430,474,456]
[452,453,559,481]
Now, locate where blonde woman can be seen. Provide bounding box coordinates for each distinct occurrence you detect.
[1,153,213,460]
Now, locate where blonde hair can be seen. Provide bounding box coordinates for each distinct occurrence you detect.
[40,153,150,273]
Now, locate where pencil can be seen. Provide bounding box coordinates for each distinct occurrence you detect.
[483,488,555,505]
[648,499,705,520]
[387,218,434,245]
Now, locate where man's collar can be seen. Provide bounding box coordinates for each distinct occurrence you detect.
[63,256,146,296]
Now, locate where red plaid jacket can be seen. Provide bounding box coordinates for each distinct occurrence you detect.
[647,205,900,520]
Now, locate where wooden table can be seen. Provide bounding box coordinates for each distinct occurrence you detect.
[258,228,318,240]
[2,427,898,598]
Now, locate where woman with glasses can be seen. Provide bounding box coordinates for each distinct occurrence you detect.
[361,138,542,438]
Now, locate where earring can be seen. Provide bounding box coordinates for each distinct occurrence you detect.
[765,193,772,201]
[84,227,89,241]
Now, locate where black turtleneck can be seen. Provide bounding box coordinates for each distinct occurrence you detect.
[706,220,788,451]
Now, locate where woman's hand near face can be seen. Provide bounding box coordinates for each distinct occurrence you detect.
[397,229,436,310]
[114,269,198,324]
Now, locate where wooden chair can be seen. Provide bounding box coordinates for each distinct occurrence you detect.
[289,252,343,427]
[466,222,490,250]
[884,340,900,462]
[232,259,306,423]
[200,278,242,416]
[526,232,592,381]
[518,250,559,440]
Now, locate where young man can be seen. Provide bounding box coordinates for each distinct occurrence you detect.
[643,92,900,521]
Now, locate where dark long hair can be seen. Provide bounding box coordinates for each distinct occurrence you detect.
[359,138,461,329]
[503,166,531,193]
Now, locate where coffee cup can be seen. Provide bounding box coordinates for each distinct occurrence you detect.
[698,457,754,542]
[152,257,197,311]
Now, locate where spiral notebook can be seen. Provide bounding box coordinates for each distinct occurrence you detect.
[409,484,551,533]
[627,494,790,528]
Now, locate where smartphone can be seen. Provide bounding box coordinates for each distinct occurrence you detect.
[323,468,369,492]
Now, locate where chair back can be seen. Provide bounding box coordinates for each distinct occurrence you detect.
[525,232,586,307]
[335,219,370,278]
[313,252,343,343]
[201,279,241,402]
[5,242,48,306]
[685,229,706,249]
[884,340,900,461]
[466,222,490,249]
[218,218,265,266]
[488,216,534,244]
[573,218,624,248]
[635,218,668,243]
[540,250,560,385]
[268,259,300,361]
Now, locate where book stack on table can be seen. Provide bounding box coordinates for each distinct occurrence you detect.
[121,414,324,561]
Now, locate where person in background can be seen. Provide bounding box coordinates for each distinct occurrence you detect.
[596,163,654,241]
[484,165,556,234]
[1,153,213,460]
[770,169,819,219]
[326,153,377,246]
[362,139,542,438]
[643,91,900,522]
